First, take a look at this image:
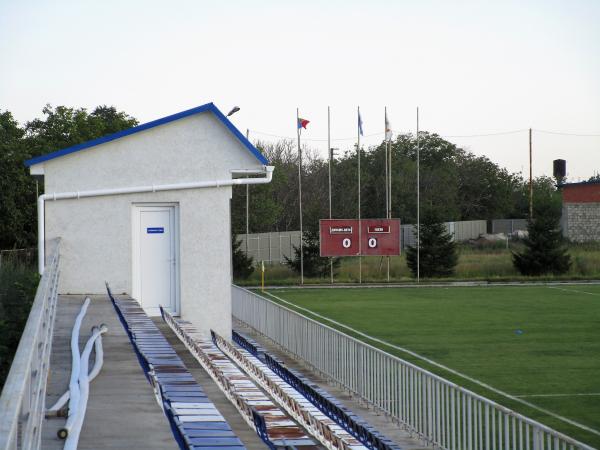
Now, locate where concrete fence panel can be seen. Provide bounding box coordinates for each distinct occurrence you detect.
[241,219,490,262]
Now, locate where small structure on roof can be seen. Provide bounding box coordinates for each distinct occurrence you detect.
[560,179,600,242]
[26,102,273,337]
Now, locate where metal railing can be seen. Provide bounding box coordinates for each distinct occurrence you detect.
[232,285,595,450]
[0,248,36,270]
[0,239,61,450]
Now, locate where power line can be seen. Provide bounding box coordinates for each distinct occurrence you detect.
[249,127,600,143]
[249,129,384,142]
[440,129,528,138]
[533,129,600,137]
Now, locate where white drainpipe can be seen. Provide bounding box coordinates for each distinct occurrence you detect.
[37,166,274,274]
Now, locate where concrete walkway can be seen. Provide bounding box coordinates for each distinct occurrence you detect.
[42,295,177,449]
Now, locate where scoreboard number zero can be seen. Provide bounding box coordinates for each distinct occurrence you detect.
[342,238,351,248]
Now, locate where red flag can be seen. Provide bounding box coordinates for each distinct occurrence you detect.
[298,118,310,129]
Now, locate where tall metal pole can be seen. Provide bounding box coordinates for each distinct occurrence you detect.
[358,106,362,284]
[385,107,389,219]
[328,106,334,284]
[389,137,392,282]
[297,108,304,285]
[416,107,420,284]
[385,107,390,282]
[245,129,250,256]
[529,128,533,221]
[389,127,392,217]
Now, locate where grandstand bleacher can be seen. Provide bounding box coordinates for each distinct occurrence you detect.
[108,290,246,450]
[160,307,319,450]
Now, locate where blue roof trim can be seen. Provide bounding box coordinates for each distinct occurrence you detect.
[24,102,269,167]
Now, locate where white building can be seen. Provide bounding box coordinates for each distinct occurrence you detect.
[26,103,272,338]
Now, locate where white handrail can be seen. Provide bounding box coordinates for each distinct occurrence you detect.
[232,285,596,450]
[0,239,61,450]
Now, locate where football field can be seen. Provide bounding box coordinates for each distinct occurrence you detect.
[259,284,600,448]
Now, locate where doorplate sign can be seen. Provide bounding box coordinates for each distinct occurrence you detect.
[147,227,165,234]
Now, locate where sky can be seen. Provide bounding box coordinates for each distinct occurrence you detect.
[1,0,599,180]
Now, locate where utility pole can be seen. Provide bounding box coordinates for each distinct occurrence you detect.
[529,128,533,221]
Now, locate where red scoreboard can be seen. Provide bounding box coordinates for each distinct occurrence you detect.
[319,219,401,256]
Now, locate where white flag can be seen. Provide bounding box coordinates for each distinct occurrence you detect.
[385,110,392,142]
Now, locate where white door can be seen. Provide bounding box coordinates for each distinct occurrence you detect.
[132,205,178,315]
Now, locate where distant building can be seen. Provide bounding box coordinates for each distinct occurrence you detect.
[560,180,600,242]
[25,103,272,338]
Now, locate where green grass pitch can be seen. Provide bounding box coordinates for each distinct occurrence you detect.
[260,285,600,448]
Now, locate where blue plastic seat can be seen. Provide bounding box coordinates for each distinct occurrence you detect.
[107,288,245,450]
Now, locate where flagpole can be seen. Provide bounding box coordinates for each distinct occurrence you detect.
[389,121,392,219]
[297,108,304,285]
[416,107,420,284]
[246,129,250,257]
[328,106,333,284]
[389,132,392,281]
[358,106,362,284]
[385,108,390,283]
[385,107,389,220]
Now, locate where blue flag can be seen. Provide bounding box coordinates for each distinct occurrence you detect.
[358,110,364,136]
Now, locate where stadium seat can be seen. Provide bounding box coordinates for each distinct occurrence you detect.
[106,289,246,450]
[232,330,402,450]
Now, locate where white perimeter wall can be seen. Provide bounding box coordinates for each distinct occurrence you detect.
[38,111,263,338]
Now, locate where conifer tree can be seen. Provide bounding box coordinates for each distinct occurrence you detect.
[406,210,458,278]
[232,233,254,279]
[285,230,340,278]
[512,192,571,275]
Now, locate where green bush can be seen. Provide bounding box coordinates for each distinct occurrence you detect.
[0,262,39,388]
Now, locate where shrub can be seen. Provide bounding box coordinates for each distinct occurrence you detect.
[0,262,39,387]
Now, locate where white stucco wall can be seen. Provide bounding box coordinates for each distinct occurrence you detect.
[36,111,265,338]
[42,112,261,193]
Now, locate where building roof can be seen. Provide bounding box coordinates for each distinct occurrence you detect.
[561,179,600,203]
[558,179,600,188]
[24,102,268,167]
